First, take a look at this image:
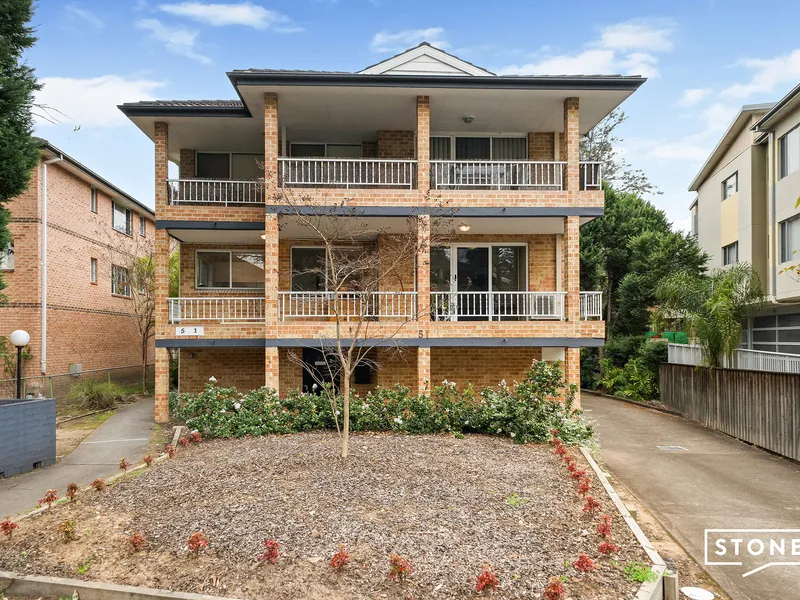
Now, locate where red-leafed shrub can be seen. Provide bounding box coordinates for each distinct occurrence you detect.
[143,455,154,467]
[562,454,574,465]
[178,437,190,447]
[577,477,592,496]
[549,428,561,438]
[573,553,596,573]
[583,496,602,516]
[1,518,18,539]
[570,468,587,481]
[165,444,176,458]
[554,444,568,456]
[566,461,577,473]
[596,514,613,538]
[387,554,414,582]
[330,546,350,571]
[190,431,202,443]
[91,478,106,491]
[475,567,500,593]
[187,531,208,555]
[598,541,620,555]
[258,539,280,564]
[543,577,565,600]
[129,531,147,553]
[119,457,130,472]
[66,482,79,503]
[39,489,58,508]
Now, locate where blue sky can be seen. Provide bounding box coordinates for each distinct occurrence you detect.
[28,0,800,230]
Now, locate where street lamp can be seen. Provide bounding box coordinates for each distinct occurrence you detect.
[9,329,30,399]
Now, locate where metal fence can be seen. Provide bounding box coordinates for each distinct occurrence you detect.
[667,343,800,374]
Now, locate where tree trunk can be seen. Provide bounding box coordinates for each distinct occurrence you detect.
[341,376,350,459]
[141,339,148,394]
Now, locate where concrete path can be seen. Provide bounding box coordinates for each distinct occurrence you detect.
[582,392,800,600]
[0,398,154,518]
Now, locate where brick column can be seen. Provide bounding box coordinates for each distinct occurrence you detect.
[565,347,581,407]
[416,96,430,193]
[564,216,580,322]
[154,347,170,422]
[153,122,170,422]
[264,212,280,390]
[563,98,580,192]
[416,214,431,323]
[417,347,431,396]
[154,122,169,210]
[264,92,279,194]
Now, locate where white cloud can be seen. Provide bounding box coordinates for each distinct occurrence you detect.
[498,49,615,76]
[722,49,800,98]
[136,18,211,64]
[700,103,738,134]
[35,75,165,128]
[158,2,300,32]
[671,215,692,233]
[676,88,712,108]
[620,52,660,78]
[370,27,447,53]
[598,19,675,52]
[647,140,712,162]
[65,4,104,29]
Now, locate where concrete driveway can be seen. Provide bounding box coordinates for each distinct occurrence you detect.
[582,392,800,600]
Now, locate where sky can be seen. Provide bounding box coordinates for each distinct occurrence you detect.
[27,0,800,231]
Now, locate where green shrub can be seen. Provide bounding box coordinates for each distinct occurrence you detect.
[169,361,593,445]
[604,335,647,368]
[67,379,124,410]
[580,348,600,390]
[636,340,668,374]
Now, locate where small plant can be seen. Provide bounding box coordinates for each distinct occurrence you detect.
[143,455,154,467]
[582,496,602,516]
[77,557,92,574]
[119,457,130,472]
[91,478,106,491]
[67,379,124,410]
[178,436,190,447]
[572,553,596,573]
[129,531,147,553]
[562,454,574,465]
[59,519,78,543]
[577,477,592,496]
[623,561,658,583]
[505,493,529,508]
[570,468,587,481]
[187,531,208,556]
[330,545,350,571]
[190,431,202,443]
[387,553,414,582]
[1,518,18,539]
[165,444,176,458]
[554,444,568,457]
[475,567,500,593]
[258,539,280,564]
[566,462,577,473]
[543,576,566,600]
[39,489,58,509]
[598,541,620,556]
[596,514,612,538]
[66,482,79,503]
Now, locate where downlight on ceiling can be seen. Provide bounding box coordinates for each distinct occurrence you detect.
[458,223,471,232]
[462,115,475,124]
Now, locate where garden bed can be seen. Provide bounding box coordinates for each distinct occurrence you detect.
[0,433,649,599]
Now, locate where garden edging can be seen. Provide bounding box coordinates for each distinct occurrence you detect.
[580,447,667,600]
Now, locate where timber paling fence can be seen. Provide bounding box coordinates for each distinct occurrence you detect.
[659,363,800,461]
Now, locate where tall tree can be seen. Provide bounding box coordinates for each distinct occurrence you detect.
[0,0,40,294]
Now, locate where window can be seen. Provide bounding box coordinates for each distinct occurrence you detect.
[139,215,146,236]
[692,209,699,240]
[289,144,362,158]
[90,188,97,213]
[780,215,800,263]
[291,247,325,291]
[195,152,264,179]
[196,251,264,289]
[779,126,800,179]
[195,153,230,179]
[111,264,130,296]
[722,172,738,200]
[722,242,739,266]
[0,242,14,270]
[429,136,528,161]
[90,258,97,283]
[112,202,132,235]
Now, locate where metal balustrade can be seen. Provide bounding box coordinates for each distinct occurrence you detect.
[166,179,263,205]
[168,298,264,323]
[580,162,602,190]
[580,291,603,320]
[278,158,417,189]
[431,161,565,190]
[668,343,800,374]
[279,291,417,320]
[430,291,566,321]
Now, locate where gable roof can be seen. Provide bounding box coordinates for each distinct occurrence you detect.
[358,42,494,76]
[751,83,800,132]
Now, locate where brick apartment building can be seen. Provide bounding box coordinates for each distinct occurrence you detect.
[0,141,156,390]
[119,43,646,422]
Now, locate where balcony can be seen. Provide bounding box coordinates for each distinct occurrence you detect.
[168,297,265,323]
[278,158,417,189]
[580,162,602,190]
[279,291,416,320]
[431,291,565,321]
[430,161,602,191]
[580,292,603,320]
[167,179,263,206]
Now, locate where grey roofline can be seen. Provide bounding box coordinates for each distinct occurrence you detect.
[156,337,605,349]
[688,197,698,210]
[38,139,154,217]
[358,41,496,76]
[751,83,800,131]
[118,102,252,119]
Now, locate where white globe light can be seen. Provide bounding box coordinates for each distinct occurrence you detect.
[10,329,30,348]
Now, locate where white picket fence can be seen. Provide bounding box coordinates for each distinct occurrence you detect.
[667,343,800,375]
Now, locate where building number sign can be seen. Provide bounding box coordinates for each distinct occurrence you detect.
[176,326,204,336]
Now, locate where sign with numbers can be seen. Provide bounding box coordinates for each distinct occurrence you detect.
[176,326,204,336]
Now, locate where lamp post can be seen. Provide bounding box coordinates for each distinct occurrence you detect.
[10,330,30,399]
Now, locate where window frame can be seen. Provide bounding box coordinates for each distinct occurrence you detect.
[195,151,264,180]
[779,125,800,180]
[139,215,146,237]
[90,257,98,284]
[90,188,97,213]
[0,241,14,271]
[722,241,739,266]
[722,172,738,200]
[429,133,529,161]
[194,249,266,290]
[430,242,529,293]
[111,264,131,297]
[290,245,366,292]
[112,201,132,236]
[779,214,800,264]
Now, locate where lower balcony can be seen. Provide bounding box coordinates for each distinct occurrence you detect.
[279,291,416,320]
[168,297,265,323]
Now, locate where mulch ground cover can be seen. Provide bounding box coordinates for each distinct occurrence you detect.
[0,432,648,599]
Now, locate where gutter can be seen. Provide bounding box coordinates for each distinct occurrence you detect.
[41,154,63,374]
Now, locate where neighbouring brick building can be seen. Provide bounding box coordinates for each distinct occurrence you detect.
[119,43,646,422]
[0,141,156,390]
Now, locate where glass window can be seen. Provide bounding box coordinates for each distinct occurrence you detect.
[291,248,326,291]
[722,242,739,266]
[112,264,130,296]
[430,137,451,160]
[455,137,491,160]
[231,154,264,180]
[231,252,264,288]
[491,138,527,161]
[139,216,146,236]
[779,127,800,179]
[196,251,264,289]
[196,153,230,179]
[0,242,14,270]
[430,247,451,291]
[492,246,526,291]
[692,208,699,239]
[722,172,738,200]
[112,202,131,235]
[90,257,97,283]
[90,188,97,213]
[326,145,362,158]
[290,144,326,158]
[780,215,800,263]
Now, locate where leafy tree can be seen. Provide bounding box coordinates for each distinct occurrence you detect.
[580,109,659,197]
[168,248,180,297]
[0,0,41,294]
[653,263,766,368]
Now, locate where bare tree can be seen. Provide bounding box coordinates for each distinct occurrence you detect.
[272,186,452,458]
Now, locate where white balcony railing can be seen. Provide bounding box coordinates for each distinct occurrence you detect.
[278,158,417,189]
[168,297,264,323]
[430,291,566,321]
[279,291,416,320]
[166,179,263,205]
[580,291,603,320]
[668,344,800,374]
[431,161,565,190]
[580,162,602,190]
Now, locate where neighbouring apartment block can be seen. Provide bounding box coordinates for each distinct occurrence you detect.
[689,83,800,353]
[0,141,156,390]
[119,43,647,422]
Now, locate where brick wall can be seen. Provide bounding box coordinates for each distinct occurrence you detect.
[431,347,543,391]
[528,133,556,161]
[378,131,415,159]
[179,149,195,179]
[179,347,265,393]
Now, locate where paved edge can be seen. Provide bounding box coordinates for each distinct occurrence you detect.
[580,446,666,600]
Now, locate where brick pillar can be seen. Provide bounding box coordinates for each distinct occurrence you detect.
[264,211,280,390]
[153,122,170,422]
[416,214,431,323]
[563,98,580,192]
[154,122,169,210]
[564,216,580,322]
[264,92,279,194]
[178,149,195,179]
[417,347,431,395]
[154,347,170,422]
[416,96,430,193]
[566,347,581,407]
